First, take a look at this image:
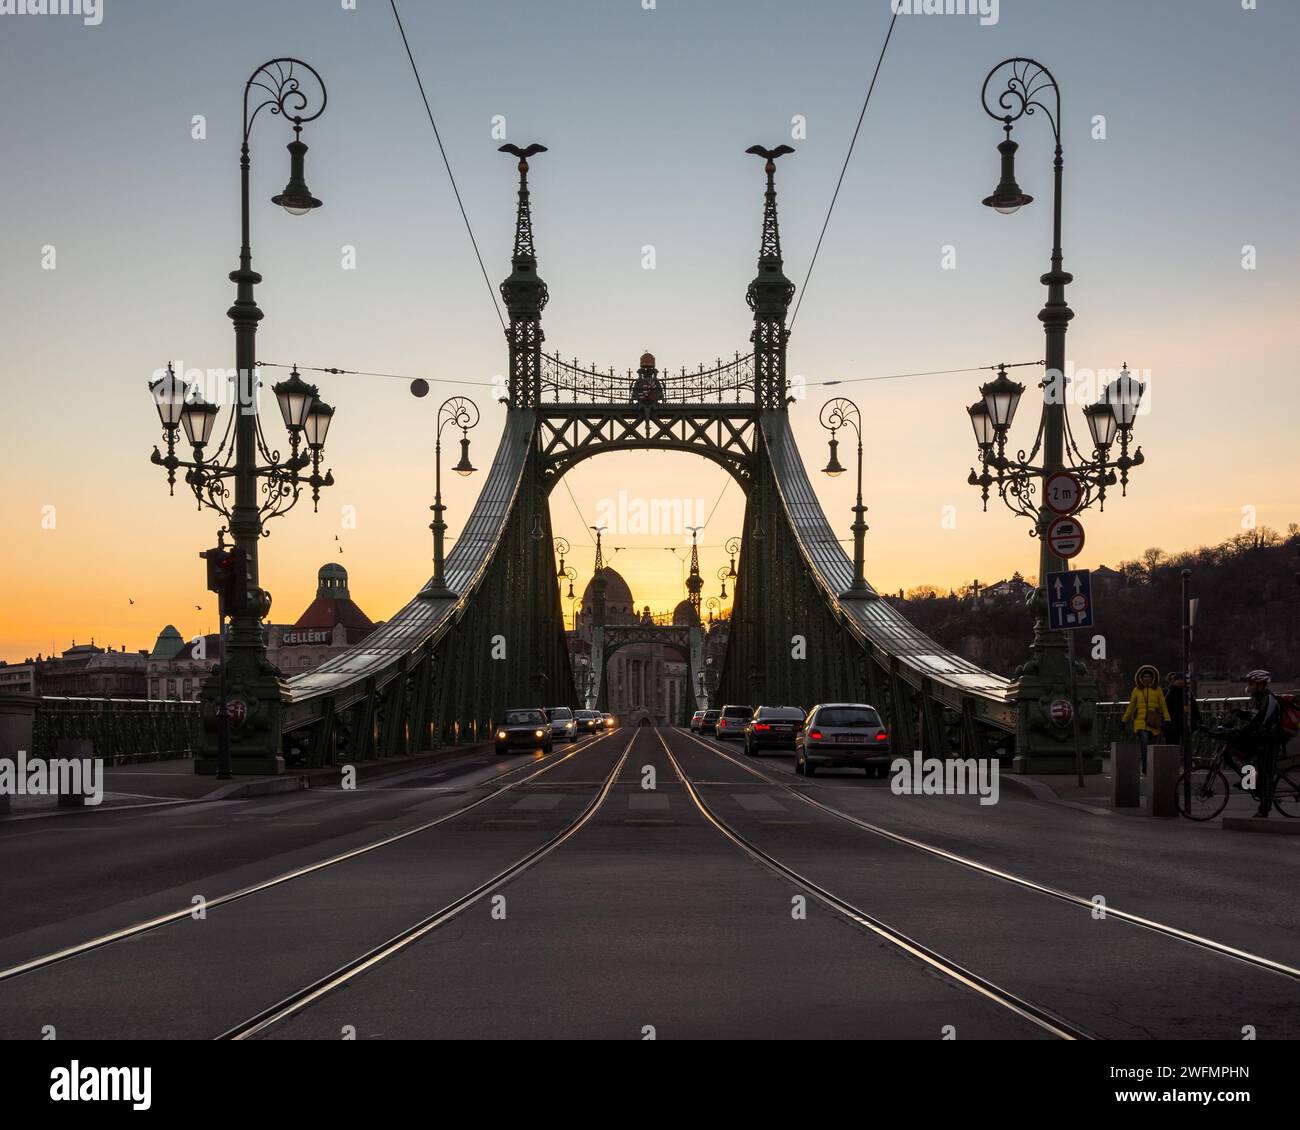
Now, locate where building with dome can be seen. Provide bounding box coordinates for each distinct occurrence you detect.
[266,564,379,676]
[147,625,222,701]
[568,566,689,726]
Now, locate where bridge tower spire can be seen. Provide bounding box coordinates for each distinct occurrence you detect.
[685,526,704,622]
[745,145,796,410]
[498,143,549,406]
[589,525,607,628]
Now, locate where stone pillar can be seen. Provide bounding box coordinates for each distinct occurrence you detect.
[0,695,38,815]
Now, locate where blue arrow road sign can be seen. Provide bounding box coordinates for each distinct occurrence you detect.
[1047,568,1094,631]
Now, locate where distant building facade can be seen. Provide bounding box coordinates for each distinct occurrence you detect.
[567,568,689,726]
[266,564,378,676]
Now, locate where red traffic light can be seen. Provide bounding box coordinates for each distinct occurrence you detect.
[200,546,248,614]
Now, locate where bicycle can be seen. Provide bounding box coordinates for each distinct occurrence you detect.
[1173,728,1300,821]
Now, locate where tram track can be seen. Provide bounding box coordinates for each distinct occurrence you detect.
[676,726,1300,984]
[0,729,621,985]
[653,727,1091,1040]
[218,726,641,1040]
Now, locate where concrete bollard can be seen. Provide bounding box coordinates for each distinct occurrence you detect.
[1112,741,1141,808]
[1146,743,1182,818]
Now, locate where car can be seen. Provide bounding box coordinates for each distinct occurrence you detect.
[699,709,721,735]
[794,703,890,777]
[601,713,616,729]
[714,704,753,741]
[744,705,806,756]
[495,708,553,755]
[575,709,602,734]
[689,709,706,732]
[547,706,578,743]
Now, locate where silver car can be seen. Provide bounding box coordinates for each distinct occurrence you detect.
[795,703,891,777]
[547,706,578,743]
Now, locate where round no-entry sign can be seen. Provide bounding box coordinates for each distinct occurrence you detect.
[1044,470,1083,515]
[1046,515,1086,559]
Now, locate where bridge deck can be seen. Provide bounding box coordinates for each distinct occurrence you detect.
[762,412,1015,729]
[281,408,535,727]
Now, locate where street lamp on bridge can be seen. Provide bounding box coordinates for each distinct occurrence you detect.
[819,397,871,599]
[725,536,741,579]
[419,396,479,600]
[973,56,1147,771]
[148,58,334,775]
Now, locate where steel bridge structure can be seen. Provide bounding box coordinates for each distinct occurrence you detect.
[264,144,1069,769]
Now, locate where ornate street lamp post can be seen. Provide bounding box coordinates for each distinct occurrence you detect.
[819,397,871,598]
[149,59,332,775]
[724,536,741,579]
[716,566,731,601]
[420,397,479,599]
[974,57,1146,772]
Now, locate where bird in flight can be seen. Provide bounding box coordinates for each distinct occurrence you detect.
[128,597,135,605]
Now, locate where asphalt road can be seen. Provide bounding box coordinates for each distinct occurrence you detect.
[1,725,1296,1040]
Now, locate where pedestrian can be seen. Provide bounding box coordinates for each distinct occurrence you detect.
[1121,664,1169,773]
[1162,671,1201,746]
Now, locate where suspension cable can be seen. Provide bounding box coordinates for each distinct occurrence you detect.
[389,0,506,332]
[789,7,901,330]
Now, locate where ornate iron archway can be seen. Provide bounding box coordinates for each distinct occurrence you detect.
[275,141,1023,775]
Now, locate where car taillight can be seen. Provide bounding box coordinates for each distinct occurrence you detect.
[718,720,726,728]
[875,731,888,742]
[809,729,823,740]
[754,723,770,731]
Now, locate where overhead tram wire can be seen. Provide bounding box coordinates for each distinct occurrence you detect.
[389,0,506,333]
[810,359,1043,387]
[789,7,901,331]
[256,361,495,388]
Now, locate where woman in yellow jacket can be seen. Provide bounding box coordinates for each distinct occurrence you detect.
[1121,664,1170,773]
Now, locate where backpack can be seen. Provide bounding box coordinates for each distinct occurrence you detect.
[1279,695,1300,738]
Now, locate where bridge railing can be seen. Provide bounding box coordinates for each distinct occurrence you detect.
[539,351,755,404]
[30,696,200,763]
[1095,697,1251,750]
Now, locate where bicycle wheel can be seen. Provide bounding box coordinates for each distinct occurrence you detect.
[1174,767,1231,821]
[1271,768,1300,817]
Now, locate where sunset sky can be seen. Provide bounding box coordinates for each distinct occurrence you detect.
[0,0,1296,663]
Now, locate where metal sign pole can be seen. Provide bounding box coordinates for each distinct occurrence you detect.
[1181,569,1193,814]
[1068,627,1083,788]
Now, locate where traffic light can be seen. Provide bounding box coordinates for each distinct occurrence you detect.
[200,546,248,615]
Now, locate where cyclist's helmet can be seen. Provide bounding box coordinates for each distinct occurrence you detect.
[1244,669,1271,686]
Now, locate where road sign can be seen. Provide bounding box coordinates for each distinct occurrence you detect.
[1047,567,1094,631]
[1045,515,1085,559]
[1044,470,1083,515]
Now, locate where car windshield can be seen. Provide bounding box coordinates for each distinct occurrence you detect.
[704,711,720,720]
[549,708,573,719]
[722,706,752,718]
[504,710,544,725]
[815,707,881,728]
[758,708,806,721]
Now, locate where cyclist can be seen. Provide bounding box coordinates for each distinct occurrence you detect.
[1215,670,1286,817]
